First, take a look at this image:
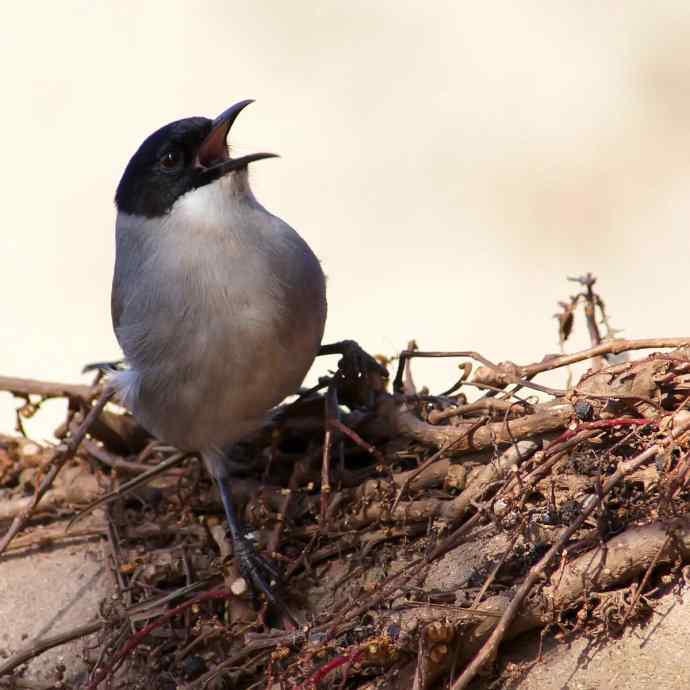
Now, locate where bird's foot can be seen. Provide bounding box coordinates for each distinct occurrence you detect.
[320,339,388,381]
[209,458,296,625]
[229,532,297,625]
[232,533,280,596]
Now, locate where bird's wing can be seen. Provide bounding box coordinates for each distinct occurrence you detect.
[111,271,123,332]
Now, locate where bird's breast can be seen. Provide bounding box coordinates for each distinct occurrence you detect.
[112,195,326,449]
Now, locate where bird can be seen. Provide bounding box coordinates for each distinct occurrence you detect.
[110,100,328,610]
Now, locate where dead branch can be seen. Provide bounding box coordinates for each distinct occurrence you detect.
[427,398,532,425]
[344,441,538,530]
[85,588,232,690]
[67,450,187,528]
[0,375,94,401]
[0,621,103,677]
[0,389,113,555]
[473,338,690,389]
[367,397,574,453]
[393,518,690,690]
[3,277,690,690]
[449,409,690,689]
[2,521,206,554]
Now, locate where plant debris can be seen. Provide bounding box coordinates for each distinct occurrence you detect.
[1,274,690,689]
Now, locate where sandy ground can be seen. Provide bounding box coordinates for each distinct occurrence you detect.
[500,592,690,690]
[2,529,690,688]
[0,527,107,686]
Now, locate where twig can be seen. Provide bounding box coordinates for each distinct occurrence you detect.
[2,522,206,554]
[520,430,596,488]
[428,398,531,425]
[321,384,338,523]
[3,526,106,553]
[439,362,473,397]
[183,648,270,690]
[104,503,132,630]
[68,451,188,528]
[621,534,672,625]
[391,417,489,512]
[0,375,94,401]
[0,389,114,556]
[82,438,168,475]
[267,472,300,558]
[328,418,385,464]
[393,350,564,397]
[394,352,500,391]
[0,620,104,677]
[296,649,363,690]
[520,338,690,378]
[472,529,521,608]
[449,410,690,689]
[86,588,232,690]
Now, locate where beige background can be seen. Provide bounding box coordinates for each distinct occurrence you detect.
[2,1,690,438]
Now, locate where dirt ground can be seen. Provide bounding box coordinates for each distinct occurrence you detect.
[2,304,690,687]
[500,589,690,690]
[4,527,690,689]
[0,523,107,686]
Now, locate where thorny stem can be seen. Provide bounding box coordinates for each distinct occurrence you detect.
[568,273,607,369]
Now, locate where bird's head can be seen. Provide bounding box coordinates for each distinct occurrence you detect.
[115,100,276,218]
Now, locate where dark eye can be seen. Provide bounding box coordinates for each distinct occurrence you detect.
[160,150,183,171]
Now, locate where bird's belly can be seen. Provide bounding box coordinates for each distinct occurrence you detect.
[117,285,324,451]
[127,308,318,450]
[113,204,327,451]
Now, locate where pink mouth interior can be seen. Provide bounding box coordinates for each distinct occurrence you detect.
[197,125,230,168]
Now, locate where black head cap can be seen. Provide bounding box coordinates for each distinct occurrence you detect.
[115,100,277,218]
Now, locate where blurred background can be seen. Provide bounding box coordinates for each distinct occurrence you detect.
[2,0,689,439]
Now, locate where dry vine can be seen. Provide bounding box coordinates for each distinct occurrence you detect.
[1,274,690,689]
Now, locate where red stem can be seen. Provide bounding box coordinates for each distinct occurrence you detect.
[87,588,231,690]
[544,417,655,451]
[297,649,363,689]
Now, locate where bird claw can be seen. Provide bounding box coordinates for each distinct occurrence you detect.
[231,533,291,617]
[334,340,388,381]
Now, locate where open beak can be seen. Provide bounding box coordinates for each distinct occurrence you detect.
[196,100,277,177]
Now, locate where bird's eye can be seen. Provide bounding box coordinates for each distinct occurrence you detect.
[160,150,183,171]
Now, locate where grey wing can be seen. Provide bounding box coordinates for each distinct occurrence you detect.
[111,231,135,337]
[111,273,123,332]
[111,247,132,343]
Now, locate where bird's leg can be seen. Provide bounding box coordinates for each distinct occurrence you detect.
[318,340,388,380]
[204,450,295,624]
[216,473,282,595]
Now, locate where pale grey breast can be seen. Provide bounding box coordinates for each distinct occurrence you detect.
[111,178,327,451]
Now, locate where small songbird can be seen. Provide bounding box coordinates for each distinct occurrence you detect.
[111,100,327,607]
